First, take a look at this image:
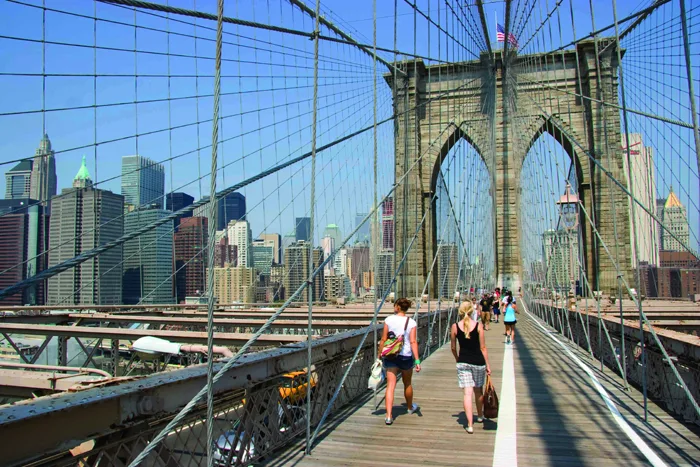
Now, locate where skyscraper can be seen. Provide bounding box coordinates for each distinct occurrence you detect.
[438,243,459,298]
[295,217,311,242]
[123,207,174,304]
[321,236,335,275]
[5,160,33,199]
[47,157,124,305]
[166,192,194,230]
[194,192,246,230]
[622,134,659,266]
[382,197,395,250]
[29,134,57,213]
[174,216,207,303]
[350,244,371,294]
[227,220,252,267]
[252,239,274,275]
[121,155,165,209]
[355,213,370,244]
[258,233,282,264]
[323,224,342,247]
[542,229,579,292]
[661,188,690,252]
[376,250,394,298]
[0,199,48,305]
[281,231,296,264]
[283,241,324,302]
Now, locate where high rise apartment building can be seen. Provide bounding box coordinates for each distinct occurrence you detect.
[661,188,690,252]
[47,158,123,305]
[174,216,207,302]
[622,134,659,266]
[350,244,371,294]
[324,275,350,301]
[283,241,324,302]
[542,228,579,292]
[227,220,252,267]
[210,266,255,303]
[123,207,174,304]
[214,235,237,267]
[281,231,296,263]
[0,199,48,305]
[121,155,165,209]
[321,236,335,275]
[376,250,394,298]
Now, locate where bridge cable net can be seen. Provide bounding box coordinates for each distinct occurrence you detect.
[0,0,493,466]
[510,0,700,427]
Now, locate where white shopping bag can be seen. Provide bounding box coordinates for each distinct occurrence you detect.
[368,359,384,390]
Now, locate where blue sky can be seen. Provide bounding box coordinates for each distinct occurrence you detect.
[0,0,697,254]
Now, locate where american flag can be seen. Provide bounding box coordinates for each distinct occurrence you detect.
[497,24,518,48]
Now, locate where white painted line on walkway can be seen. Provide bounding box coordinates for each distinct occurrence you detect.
[492,340,517,467]
[523,304,668,467]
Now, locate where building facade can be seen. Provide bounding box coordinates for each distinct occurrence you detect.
[295,217,311,242]
[355,212,370,244]
[166,192,194,230]
[194,192,246,230]
[47,158,124,305]
[211,266,255,304]
[661,188,690,252]
[121,155,166,210]
[252,239,274,275]
[321,236,335,275]
[376,250,394,298]
[214,235,237,268]
[324,274,350,301]
[622,134,659,266]
[227,220,252,267]
[0,199,48,305]
[174,216,207,303]
[258,233,282,264]
[5,160,33,199]
[350,245,371,294]
[542,229,580,293]
[283,241,324,302]
[382,197,395,250]
[123,207,174,304]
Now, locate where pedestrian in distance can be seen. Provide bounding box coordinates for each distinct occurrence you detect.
[504,295,518,344]
[378,297,421,426]
[479,294,491,330]
[492,294,501,323]
[452,301,491,433]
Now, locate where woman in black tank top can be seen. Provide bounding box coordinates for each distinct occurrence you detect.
[450,301,492,433]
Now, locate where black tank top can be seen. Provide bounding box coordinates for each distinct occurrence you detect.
[457,321,486,365]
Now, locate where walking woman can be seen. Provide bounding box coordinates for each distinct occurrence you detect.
[451,301,491,433]
[378,297,421,425]
[504,295,518,344]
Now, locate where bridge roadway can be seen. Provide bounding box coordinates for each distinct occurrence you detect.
[266,308,700,466]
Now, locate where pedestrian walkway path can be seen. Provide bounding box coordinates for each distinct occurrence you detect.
[264,311,700,466]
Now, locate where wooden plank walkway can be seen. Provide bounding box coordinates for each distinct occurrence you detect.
[264,311,700,466]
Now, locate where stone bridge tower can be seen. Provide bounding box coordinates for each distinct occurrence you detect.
[386,39,633,298]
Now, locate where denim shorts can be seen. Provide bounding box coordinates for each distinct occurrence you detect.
[383,355,415,371]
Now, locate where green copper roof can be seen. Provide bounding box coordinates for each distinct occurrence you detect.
[74,155,91,181]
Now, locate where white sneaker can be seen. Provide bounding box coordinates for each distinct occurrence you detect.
[476,417,484,423]
[466,426,474,434]
[408,403,419,414]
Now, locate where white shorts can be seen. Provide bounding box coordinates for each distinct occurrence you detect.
[456,362,486,388]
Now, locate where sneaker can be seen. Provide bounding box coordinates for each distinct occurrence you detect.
[408,403,419,414]
[506,336,511,344]
[476,417,484,423]
[466,426,474,434]
[385,417,393,425]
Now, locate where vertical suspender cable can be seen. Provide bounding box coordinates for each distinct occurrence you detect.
[678,0,700,226]
[611,0,645,416]
[371,0,379,411]
[305,0,320,455]
[205,0,224,465]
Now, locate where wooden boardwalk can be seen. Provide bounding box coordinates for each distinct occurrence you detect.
[264,311,700,466]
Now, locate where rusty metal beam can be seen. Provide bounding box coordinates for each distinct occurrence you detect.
[0,323,310,346]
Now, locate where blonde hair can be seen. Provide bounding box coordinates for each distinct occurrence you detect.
[457,301,473,339]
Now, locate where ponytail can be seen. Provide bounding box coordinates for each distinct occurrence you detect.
[457,301,472,339]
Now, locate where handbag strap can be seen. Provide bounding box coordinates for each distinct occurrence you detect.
[403,316,410,331]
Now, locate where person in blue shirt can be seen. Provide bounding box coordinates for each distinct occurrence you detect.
[503,294,518,344]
